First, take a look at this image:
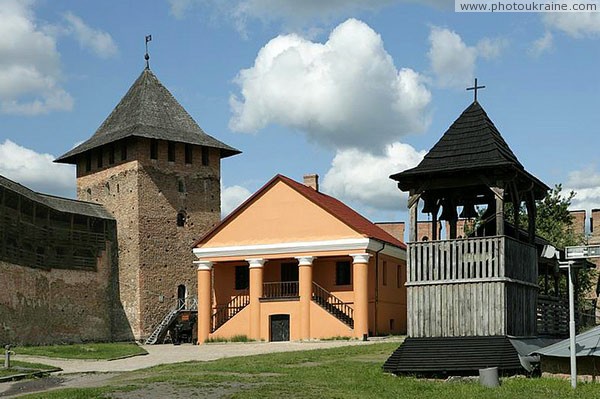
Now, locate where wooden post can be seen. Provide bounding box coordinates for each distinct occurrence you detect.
[408,193,420,242]
[492,186,505,236]
[525,191,537,244]
[431,204,439,241]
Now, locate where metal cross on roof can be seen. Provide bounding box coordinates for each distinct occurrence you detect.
[145,34,152,69]
[466,78,486,102]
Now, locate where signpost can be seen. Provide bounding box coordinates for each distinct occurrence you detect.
[560,245,600,388]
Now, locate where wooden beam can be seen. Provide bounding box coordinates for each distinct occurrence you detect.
[491,186,505,236]
[409,193,419,242]
[525,191,536,244]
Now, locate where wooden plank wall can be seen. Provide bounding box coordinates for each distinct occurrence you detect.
[406,236,538,338]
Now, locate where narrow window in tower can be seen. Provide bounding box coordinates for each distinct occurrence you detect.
[201,146,209,166]
[185,144,192,164]
[168,142,175,162]
[121,142,127,161]
[108,144,115,165]
[150,139,158,160]
[177,211,186,227]
[97,149,103,168]
[85,153,91,172]
[178,179,185,193]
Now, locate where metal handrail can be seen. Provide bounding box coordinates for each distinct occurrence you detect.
[262,281,299,298]
[212,290,249,332]
[312,282,353,324]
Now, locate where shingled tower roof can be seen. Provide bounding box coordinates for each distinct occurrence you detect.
[55,68,240,163]
[391,101,548,198]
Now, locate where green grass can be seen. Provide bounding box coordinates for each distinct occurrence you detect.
[14,342,147,360]
[205,334,254,343]
[0,360,57,378]
[18,343,600,398]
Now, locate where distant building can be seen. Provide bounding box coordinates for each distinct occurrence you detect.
[193,174,407,342]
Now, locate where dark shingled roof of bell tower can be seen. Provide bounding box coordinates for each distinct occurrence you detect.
[55,68,240,164]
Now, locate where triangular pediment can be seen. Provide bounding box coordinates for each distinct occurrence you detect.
[199,180,365,248]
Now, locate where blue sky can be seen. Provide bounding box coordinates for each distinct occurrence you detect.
[1,0,599,225]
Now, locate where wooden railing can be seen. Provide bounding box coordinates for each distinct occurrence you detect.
[212,290,250,332]
[537,295,569,337]
[262,282,299,298]
[406,236,538,337]
[407,236,537,284]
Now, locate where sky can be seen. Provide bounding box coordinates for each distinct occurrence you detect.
[1,0,600,227]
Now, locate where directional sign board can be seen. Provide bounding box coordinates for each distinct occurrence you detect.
[565,245,600,260]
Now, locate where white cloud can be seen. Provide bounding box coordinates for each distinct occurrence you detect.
[63,12,118,59]
[565,167,600,215]
[168,0,197,18]
[543,4,600,38]
[476,37,508,60]
[321,142,426,211]
[0,0,73,115]
[0,140,75,197]
[230,18,431,152]
[530,31,554,56]
[221,184,252,217]
[167,0,453,33]
[428,27,507,89]
[428,27,476,89]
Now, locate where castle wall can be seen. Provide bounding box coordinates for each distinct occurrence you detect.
[0,251,114,345]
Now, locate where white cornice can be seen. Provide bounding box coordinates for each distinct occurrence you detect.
[193,238,406,260]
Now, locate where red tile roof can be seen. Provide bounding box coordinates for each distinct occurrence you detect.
[195,174,406,249]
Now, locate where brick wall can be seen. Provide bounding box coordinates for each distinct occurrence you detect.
[77,138,222,340]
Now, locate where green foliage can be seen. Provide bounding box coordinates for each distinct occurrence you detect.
[14,342,147,360]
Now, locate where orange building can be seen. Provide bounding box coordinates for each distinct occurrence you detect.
[193,174,407,343]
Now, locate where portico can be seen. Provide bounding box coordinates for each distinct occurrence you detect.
[193,174,407,343]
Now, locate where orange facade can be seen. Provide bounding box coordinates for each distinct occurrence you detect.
[194,176,407,342]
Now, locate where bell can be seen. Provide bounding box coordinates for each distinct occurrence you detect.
[459,203,478,219]
[481,203,496,220]
[439,201,457,221]
[421,197,438,214]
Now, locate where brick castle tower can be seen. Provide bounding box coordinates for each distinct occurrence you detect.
[56,66,240,340]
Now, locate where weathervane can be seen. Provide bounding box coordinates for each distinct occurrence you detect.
[466,78,485,102]
[145,34,152,69]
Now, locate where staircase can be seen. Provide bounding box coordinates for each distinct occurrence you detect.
[145,299,197,345]
[145,301,185,345]
[212,290,250,332]
[312,282,354,328]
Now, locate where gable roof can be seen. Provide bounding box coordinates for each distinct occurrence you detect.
[391,101,549,196]
[0,174,114,220]
[55,68,240,164]
[196,174,406,249]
